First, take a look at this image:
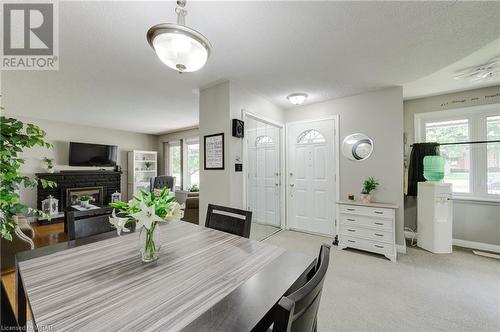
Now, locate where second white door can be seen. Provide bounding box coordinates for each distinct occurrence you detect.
[287,119,336,235]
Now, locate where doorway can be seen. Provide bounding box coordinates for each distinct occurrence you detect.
[245,114,283,241]
[287,118,337,236]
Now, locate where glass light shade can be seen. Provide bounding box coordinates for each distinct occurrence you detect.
[147,24,211,73]
[287,93,308,105]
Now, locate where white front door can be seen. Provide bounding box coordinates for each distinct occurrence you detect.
[246,117,281,227]
[287,119,336,235]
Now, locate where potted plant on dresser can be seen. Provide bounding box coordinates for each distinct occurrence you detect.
[361,177,379,203]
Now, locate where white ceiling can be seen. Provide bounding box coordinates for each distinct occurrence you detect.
[2,1,500,134]
[403,38,500,100]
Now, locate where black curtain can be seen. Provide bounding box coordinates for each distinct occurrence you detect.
[407,143,440,196]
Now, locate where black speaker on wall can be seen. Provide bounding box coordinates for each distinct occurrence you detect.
[232,119,244,138]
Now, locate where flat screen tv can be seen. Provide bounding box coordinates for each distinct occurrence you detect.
[69,142,118,167]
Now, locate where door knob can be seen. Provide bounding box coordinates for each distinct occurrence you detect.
[290,184,295,187]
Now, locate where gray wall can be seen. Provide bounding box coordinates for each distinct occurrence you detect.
[286,87,405,246]
[404,85,500,246]
[7,114,158,209]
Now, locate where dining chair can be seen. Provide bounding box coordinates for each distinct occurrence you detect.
[150,176,175,193]
[205,204,252,238]
[270,244,331,332]
[1,280,18,329]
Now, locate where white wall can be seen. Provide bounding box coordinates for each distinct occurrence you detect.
[7,115,158,209]
[198,81,285,223]
[286,87,405,246]
[404,85,500,246]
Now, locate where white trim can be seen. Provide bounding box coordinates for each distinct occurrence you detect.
[396,245,407,254]
[404,231,500,253]
[242,110,285,230]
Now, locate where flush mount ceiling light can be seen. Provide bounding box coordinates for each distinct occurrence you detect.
[287,93,308,105]
[454,56,500,82]
[147,0,212,73]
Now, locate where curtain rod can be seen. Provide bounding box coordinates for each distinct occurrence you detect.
[410,139,500,147]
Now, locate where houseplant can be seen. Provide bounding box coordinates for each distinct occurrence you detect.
[361,177,379,203]
[189,184,199,192]
[144,161,152,170]
[43,157,55,173]
[110,188,183,263]
[1,110,57,240]
[78,195,93,208]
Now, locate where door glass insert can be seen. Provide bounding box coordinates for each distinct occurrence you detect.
[297,129,326,144]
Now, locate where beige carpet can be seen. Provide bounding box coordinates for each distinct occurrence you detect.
[264,230,500,332]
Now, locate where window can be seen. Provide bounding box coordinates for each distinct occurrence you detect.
[167,141,182,189]
[297,129,326,144]
[417,104,500,199]
[255,135,274,147]
[425,119,470,192]
[487,116,500,195]
[164,137,200,191]
[185,140,199,189]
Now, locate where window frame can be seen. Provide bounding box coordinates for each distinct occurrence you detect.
[184,137,200,190]
[415,103,500,202]
[165,140,183,190]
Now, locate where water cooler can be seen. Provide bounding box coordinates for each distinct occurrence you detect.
[417,182,453,253]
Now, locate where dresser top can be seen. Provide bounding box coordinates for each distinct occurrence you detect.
[337,200,398,209]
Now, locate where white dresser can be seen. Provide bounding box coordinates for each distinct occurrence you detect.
[337,200,398,262]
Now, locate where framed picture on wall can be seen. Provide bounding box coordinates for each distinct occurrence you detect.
[204,133,224,170]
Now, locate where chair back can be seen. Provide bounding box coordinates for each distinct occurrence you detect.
[205,204,252,238]
[1,280,18,329]
[150,176,175,192]
[272,244,331,332]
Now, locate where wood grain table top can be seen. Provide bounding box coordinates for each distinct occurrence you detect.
[17,221,314,331]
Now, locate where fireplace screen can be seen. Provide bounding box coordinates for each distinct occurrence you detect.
[65,186,104,207]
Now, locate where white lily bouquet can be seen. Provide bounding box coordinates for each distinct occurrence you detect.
[109,188,183,262]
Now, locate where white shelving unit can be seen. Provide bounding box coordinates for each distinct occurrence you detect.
[128,150,158,199]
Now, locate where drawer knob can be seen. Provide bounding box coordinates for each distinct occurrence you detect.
[347,218,356,221]
[374,245,384,249]
[347,208,355,211]
[348,240,356,243]
[374,222,384,225]
[374,233,384,237]
[347,229,356,232]
[374,211,384,214]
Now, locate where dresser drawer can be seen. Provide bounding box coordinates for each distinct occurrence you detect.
[339,235,394,256]
[339,205,393,218]
[339,225,393,244]
[339,214,393,232]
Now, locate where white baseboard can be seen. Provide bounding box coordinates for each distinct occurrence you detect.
[404,231,500,253]
[396,244,406,254]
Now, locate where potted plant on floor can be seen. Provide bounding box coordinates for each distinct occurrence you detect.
[1,108,57,241]
[361,177,379,203]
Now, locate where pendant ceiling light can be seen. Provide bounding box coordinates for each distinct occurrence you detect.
[287,93,308,105]
[147,0,212,73]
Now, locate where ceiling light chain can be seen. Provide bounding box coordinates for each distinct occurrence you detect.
[175,0,187,26]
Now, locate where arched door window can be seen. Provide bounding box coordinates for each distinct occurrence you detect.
[297,129,326,144]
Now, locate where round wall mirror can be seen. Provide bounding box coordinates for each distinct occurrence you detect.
[342,133,374,161]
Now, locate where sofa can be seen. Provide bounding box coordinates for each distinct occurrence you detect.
[182,192,199,225]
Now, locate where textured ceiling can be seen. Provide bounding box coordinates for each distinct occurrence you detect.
[2,1,500,134]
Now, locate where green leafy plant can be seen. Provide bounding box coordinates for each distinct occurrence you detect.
[43,157,54,169]
[189,184,199,192]
[362,177,379,194]
[79,195,93,202]
[1,109,57,240]
[144,161,152,169]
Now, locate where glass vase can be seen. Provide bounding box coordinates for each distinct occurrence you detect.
[139,223,160,263]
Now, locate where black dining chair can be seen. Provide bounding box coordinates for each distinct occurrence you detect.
[1,280,19,329]
[269,244,331,332]
[205,204,252,238]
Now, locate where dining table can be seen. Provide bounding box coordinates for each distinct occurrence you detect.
[16,221,315,331]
